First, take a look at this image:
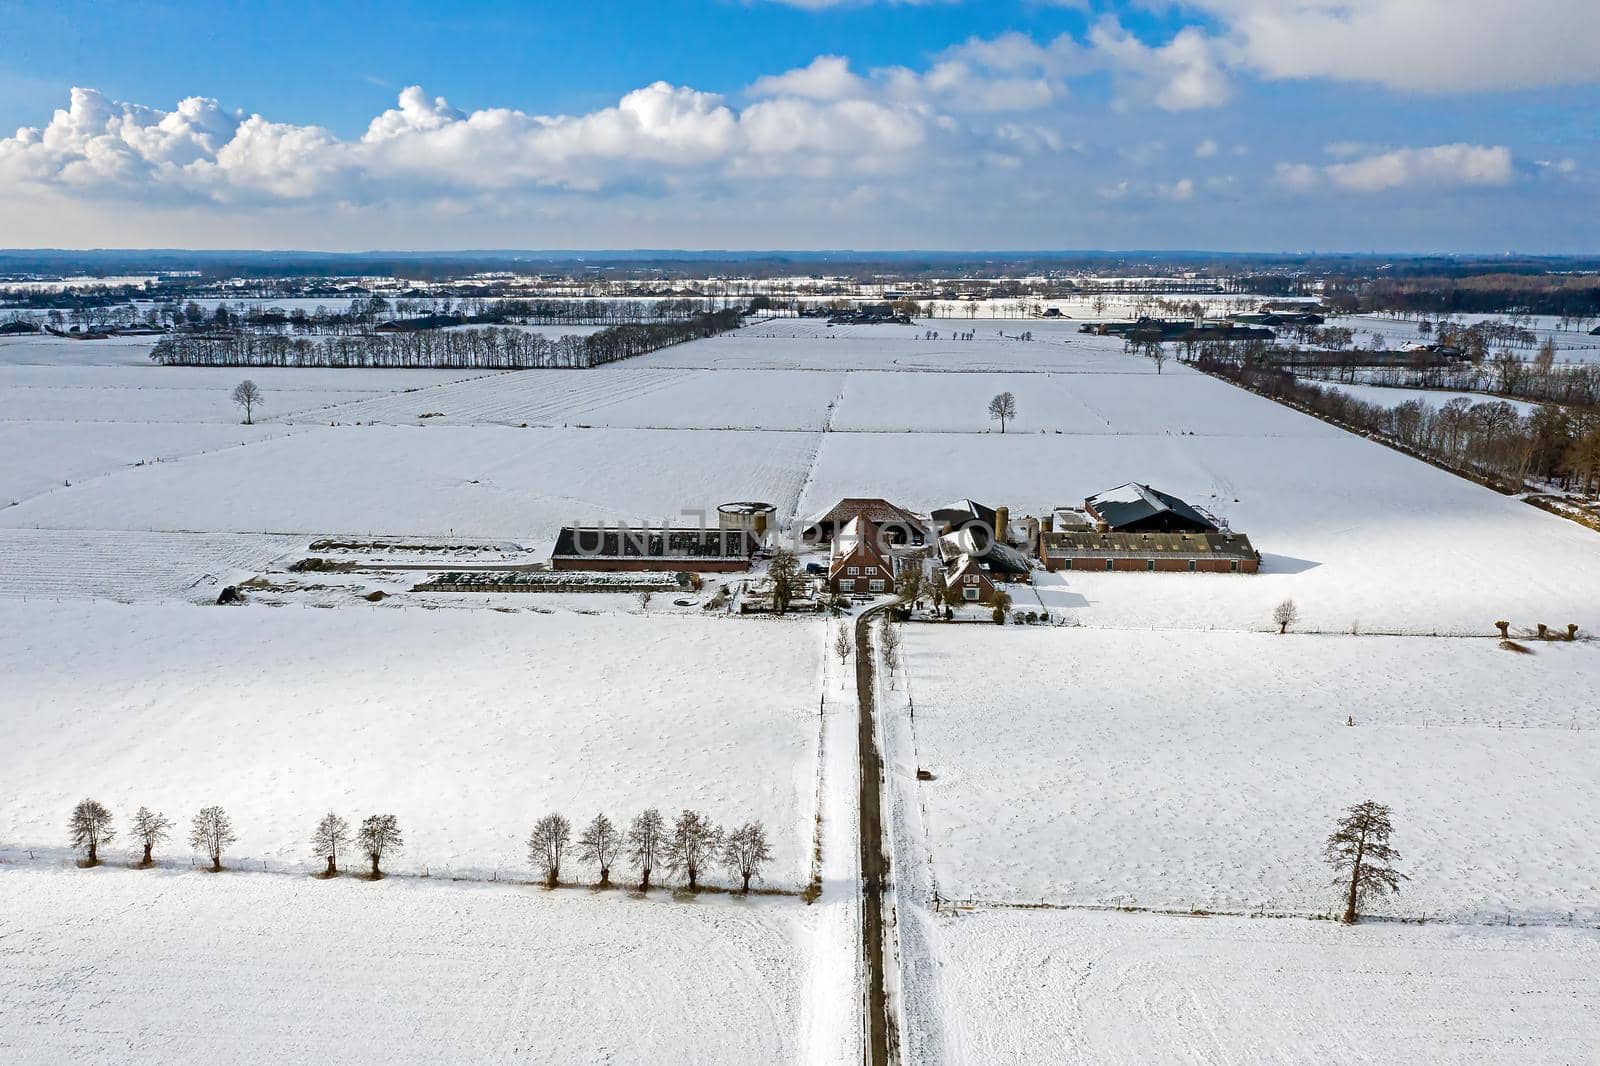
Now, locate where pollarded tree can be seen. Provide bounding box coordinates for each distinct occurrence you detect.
[665,810,722,890]
[311,811,351,877]
[722,822,773,894]
[356,813,403,879]
[628,808,666,891]
[578,813,622,887]
[130,806,173,867]
[988,391,1017,433]
[1325,800,1405,923]
[189,805,237,872]
[1273,598,1299,634]
[231,379,263,424]
[527,813,572,888]
[68,798,115,866]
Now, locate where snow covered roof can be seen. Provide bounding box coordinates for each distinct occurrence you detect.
[1084,483,1217,534]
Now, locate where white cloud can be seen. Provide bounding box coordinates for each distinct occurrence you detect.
[1190,0,1600,92]
[748,56,868,101]
[1194,138,1218,158]
[1276,144,1515,193]
[1087,19,1231,111]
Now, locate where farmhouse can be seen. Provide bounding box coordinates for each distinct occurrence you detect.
[942,553,1000,604]
[805,497,928,547]
[551,525,757,573]
[1084,483,1218,534]
[828,516,895,597]
[1038,529,1260,573]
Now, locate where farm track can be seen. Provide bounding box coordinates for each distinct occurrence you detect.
[855,602,899,1065]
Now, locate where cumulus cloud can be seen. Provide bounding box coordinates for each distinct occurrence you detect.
[1190,0,1600,92]
[748,56,868,101]
[1087,19,1231,111]
[1276,144,1515,192]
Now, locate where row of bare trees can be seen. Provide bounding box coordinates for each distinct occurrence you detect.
[67,799,773,892]
[1200,352,1600,492]
[148,310,743,369]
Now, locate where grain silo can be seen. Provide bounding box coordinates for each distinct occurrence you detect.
[718,501,777,542]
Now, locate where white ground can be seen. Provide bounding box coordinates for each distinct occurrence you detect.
[897,625,1600,922]
[1313,377,1541,417]
[907,907,1600,1065]
[0,864,814,1064]
[0,602,824,886]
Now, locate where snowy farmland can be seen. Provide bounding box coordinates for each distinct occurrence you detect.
[897,626,1600,922]
[902,907,1600,1065]
[0,865,816,1064]
[0,601,824,885]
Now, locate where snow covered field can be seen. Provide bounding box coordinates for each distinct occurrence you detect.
[905,906,1600,1065]
[0,602,824,885]
[898,626,1600,922]
[1313,377,1541,417]
[0,865,815,1064]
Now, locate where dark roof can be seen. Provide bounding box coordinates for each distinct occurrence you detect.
[806,497,925,531]
[930,499,998,532]
[552,526,756,561]
[1041,529,1257,562]
[1085,483,1217,533]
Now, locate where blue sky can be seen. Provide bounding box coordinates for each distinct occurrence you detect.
[0,0,1594,251]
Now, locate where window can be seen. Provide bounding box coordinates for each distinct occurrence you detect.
[847,566,859,576]
[1230,560,1239,573]
[1147,560,1155,572]
[964,586,979,601]
[869,579,885,592]
[1188,560,1196,573]
[965,574,977,584]
[840,579,855,592]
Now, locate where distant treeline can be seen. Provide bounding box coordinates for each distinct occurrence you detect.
[1200,352,1600,492]
[1327,276,1600,319]
[149,310,743,369]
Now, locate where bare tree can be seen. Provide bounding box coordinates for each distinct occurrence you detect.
[189,806,237,872]
[578,813,622,886]
[834,625,853,666]
[1144,338,1167,374]
[988,391,1018,433]
[130,806,172,867]
[768,548,802,615]
[894,564,925,606]
[880,622,901,676]
[722,822,773,893]
[527,813,572,888]
[68,798,115,866]
[356,814,403,878]
[1273,598,1299,634]
[628,808,666,891]
[311,812,351,877]
[665,810,722,890]
[231,379,263,424]
[1325,800,1405,923]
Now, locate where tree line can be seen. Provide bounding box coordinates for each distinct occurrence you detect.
[1198,351,1600,492]
[148,310,744,369]
[66,798,774,892]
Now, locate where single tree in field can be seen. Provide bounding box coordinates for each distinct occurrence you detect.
[834,625,853,666]
[189,806,237,872]
[68,798,115,866]
[1325,800,1405,923]
[578,813,622,886]
[767,548,802,615]
[356,814,403,878]
[130,806,173,867]
[311,811,351,877]
[665,810,722,890]
[231,379,263,424]
[722,822,773,893]
[1273,598,1299,634]
[628,808,666,891]
[988,391,1017,433]
[527,813,572,888]
[1144,338,1167,374]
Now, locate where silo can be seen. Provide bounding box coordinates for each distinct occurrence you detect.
[718,501,777,542]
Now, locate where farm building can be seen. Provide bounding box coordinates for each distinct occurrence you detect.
[1084,483,1218,534]
[805,497,928,547]
[828,516,895,597]
[942,553,1001,605]
[551,526,757,573]
[1038,529,1260,574]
